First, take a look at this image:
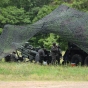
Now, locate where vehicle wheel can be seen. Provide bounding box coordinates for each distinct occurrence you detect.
[84,56,88,66]
[71,54,82,66]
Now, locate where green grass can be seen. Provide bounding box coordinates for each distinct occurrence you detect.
[0,61,88,81]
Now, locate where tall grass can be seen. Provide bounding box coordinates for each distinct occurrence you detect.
[0,61,88,81]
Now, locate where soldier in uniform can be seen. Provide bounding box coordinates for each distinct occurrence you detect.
[51,43,58,65]
[56,45,62,65]
[38,45,45,65]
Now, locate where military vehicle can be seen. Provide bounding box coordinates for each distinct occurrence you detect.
[63,42,88,66]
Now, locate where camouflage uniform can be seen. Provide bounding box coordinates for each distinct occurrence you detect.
[56,46,62,65]
[51,43,58,65]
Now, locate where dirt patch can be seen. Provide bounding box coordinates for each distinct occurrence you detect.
[0,81,88,88]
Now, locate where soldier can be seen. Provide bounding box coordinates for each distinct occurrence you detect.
[38,45,45,65]
[51,43,58,65]
[56,45,62,65]
[35,51,39,63]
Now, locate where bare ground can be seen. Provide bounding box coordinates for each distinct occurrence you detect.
[0,81,88,88]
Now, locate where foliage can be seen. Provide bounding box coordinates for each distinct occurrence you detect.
[28,33,49,47]
[0,28,3,34]
[65,0,88,11]
[0,0,88,26]
[72,0,88,11]
[29,33,68,50]
[29,33,58,49]
[0,0,10,7]
[32,5,56,23]
[43,33,59,49]
[0,6,31,27]
[9,0,52,11]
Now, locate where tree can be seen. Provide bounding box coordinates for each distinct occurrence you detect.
[0,0,10,7]
[0,6,31,28]
[72,0,88,11]
[9,0,52,11]
[32,5,56,23]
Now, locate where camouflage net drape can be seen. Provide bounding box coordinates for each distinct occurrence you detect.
[0,4,88,58]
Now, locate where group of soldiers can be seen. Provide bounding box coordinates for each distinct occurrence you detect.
[28,42,62,65]
[4,42,62,65]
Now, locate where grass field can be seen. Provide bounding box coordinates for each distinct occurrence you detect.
[0,61,88,81]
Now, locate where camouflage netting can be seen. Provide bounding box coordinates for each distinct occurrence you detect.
[0,4,88,58]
